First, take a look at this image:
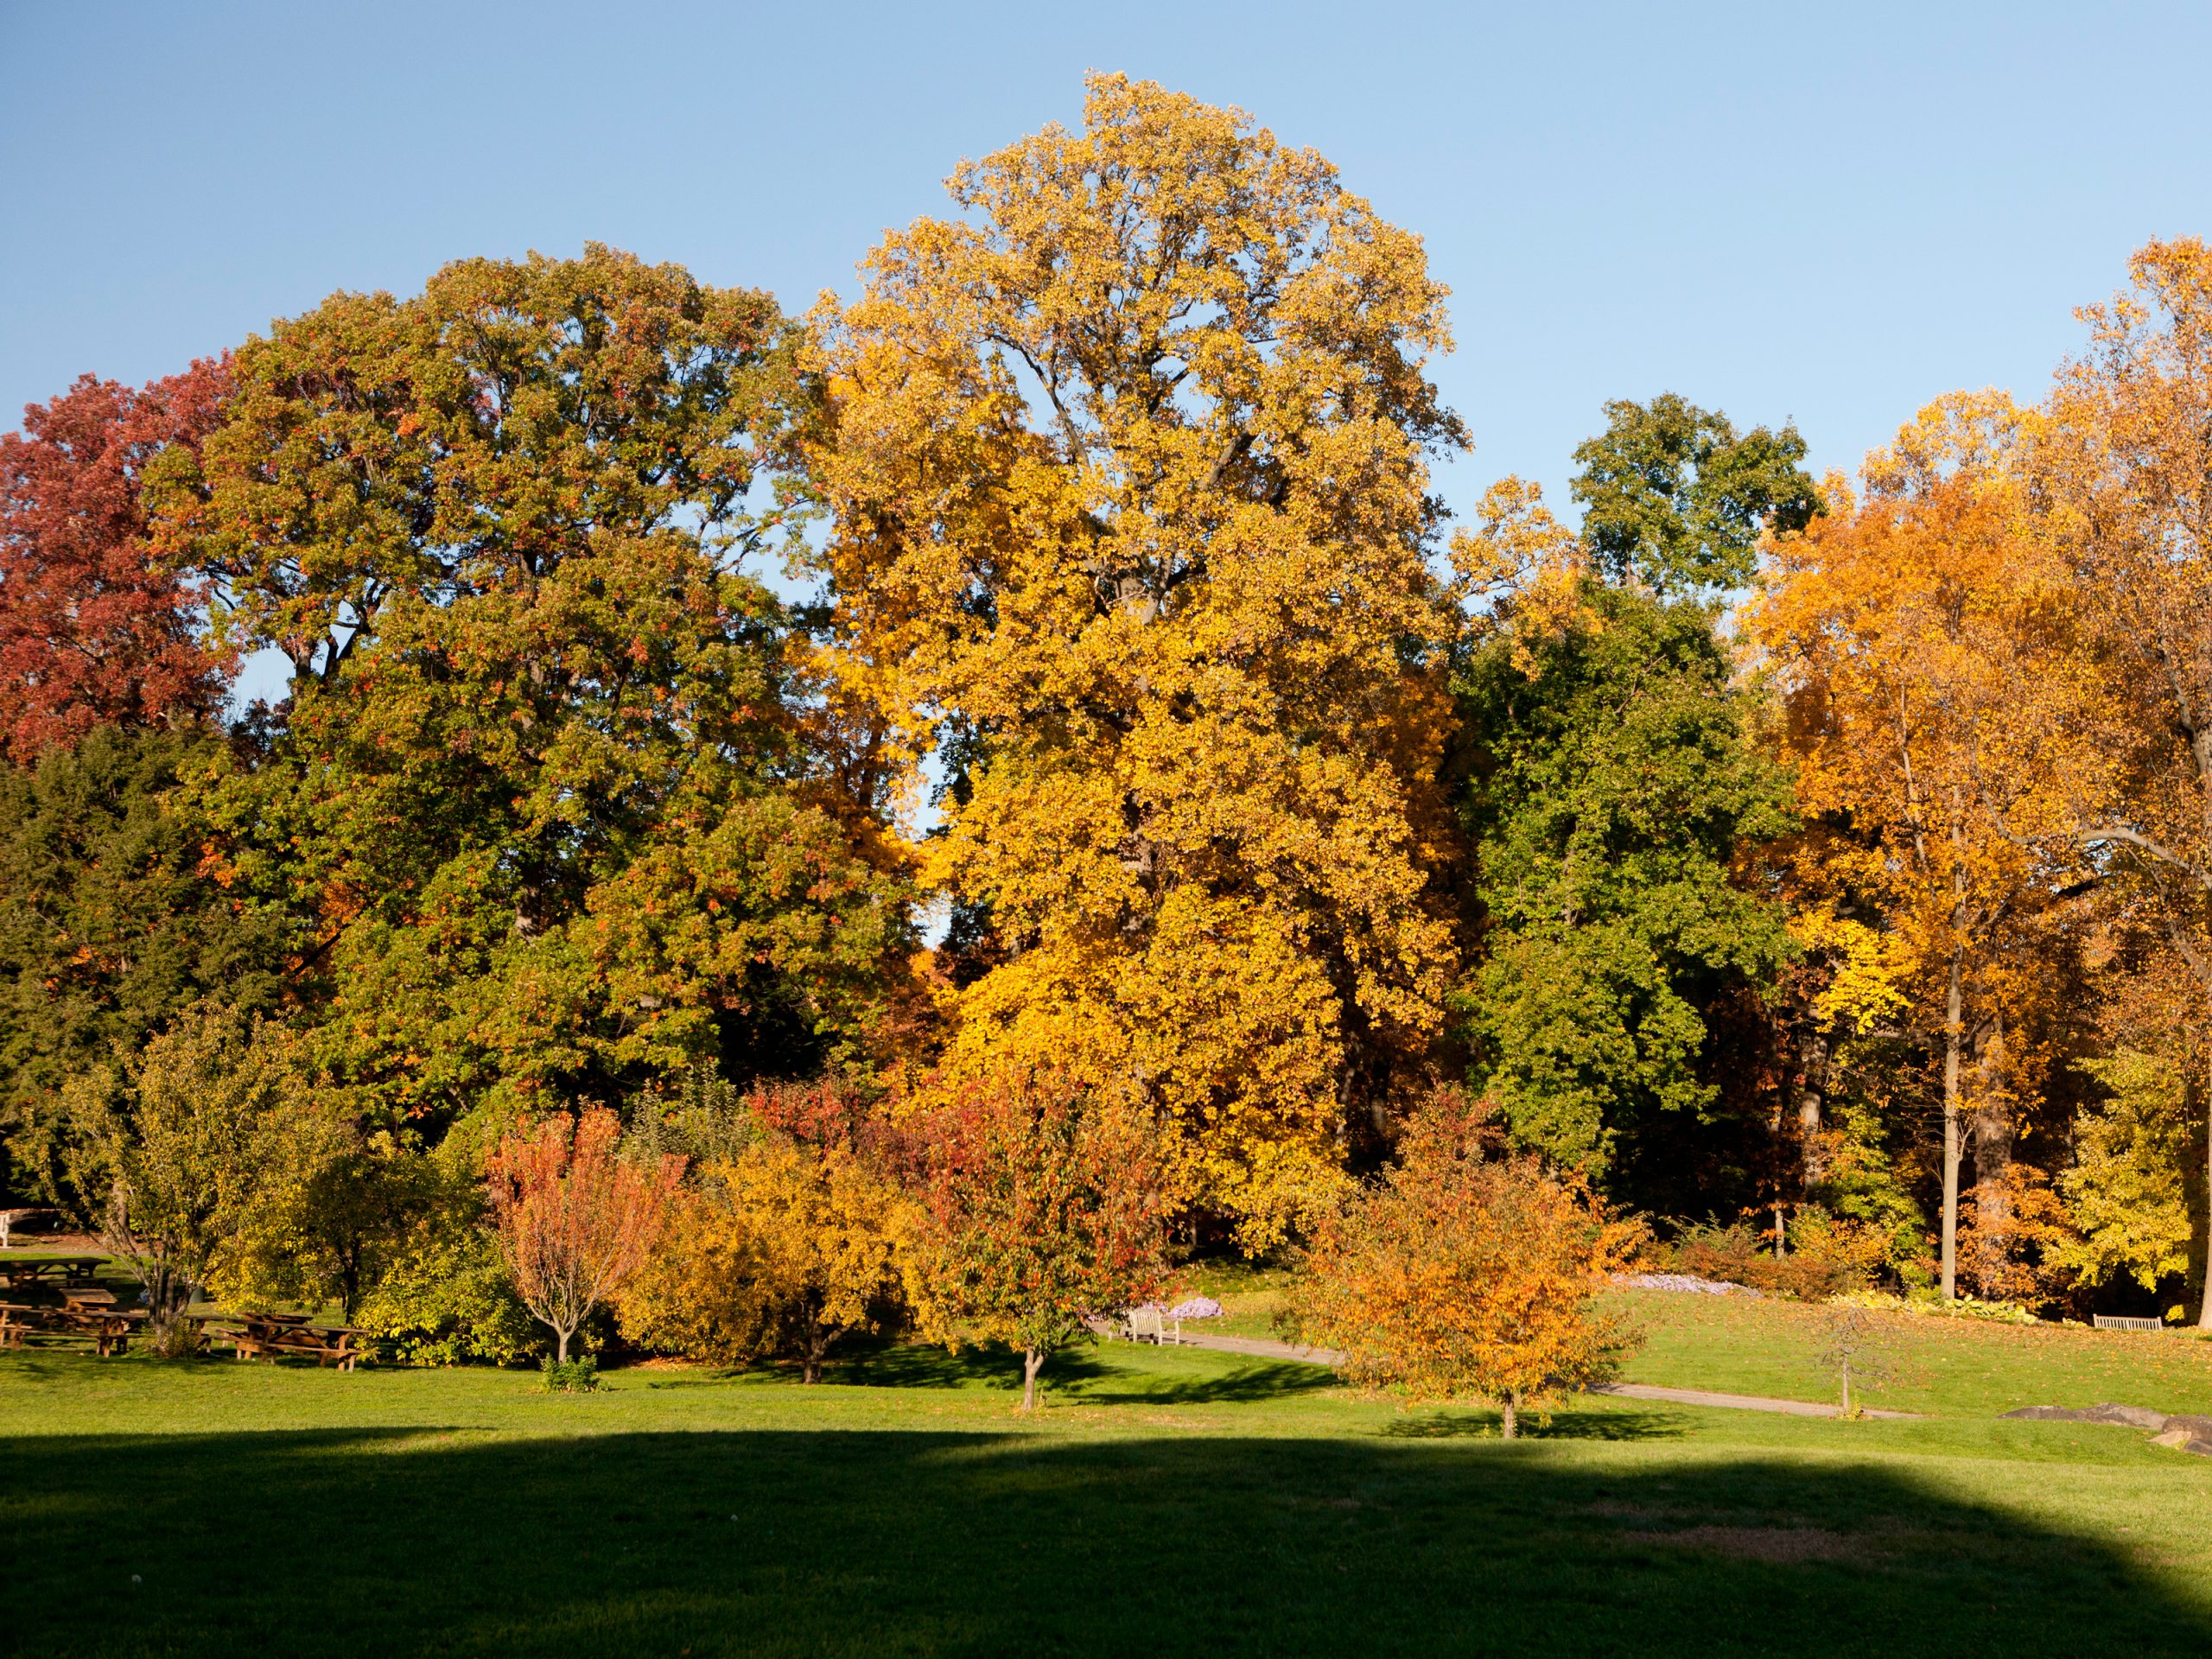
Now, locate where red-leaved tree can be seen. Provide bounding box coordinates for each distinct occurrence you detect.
[908,1067,1173,1410]
[0,361,233,761]
[486,1105,685,1363]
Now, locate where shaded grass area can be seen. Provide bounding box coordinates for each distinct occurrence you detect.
[1613,1290,2212,1417]
[5,1340,2210,1657]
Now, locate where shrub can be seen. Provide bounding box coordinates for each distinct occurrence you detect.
[620,1091,907,1382]
[1665,1218,1865,1300]
[539,1355,601,1393]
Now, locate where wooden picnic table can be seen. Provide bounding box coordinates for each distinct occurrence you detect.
[5,1294,148,1356]
[204,1309,374,1370]
[0,1301,44,1348]
[0,1255,105,1291]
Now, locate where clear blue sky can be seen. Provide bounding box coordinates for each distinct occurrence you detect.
[6,0,2209,518]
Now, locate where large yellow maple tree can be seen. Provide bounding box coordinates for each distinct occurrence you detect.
[801,75,1463,1232]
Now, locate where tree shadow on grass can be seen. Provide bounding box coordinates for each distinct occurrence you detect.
[820,1339,1335,1408]
[1381,1406,1686,1442]
[1061,1357,1338,1406]
[5,1421,2207,1658]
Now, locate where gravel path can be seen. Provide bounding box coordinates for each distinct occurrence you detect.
[1158,1329,1923,1420]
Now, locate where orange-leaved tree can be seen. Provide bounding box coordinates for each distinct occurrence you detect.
[906,1065,1173,1410]
[485,1105,684,1363]
[1751,394,2094,1296]
[619,1081,907,1382]
[802,74,1462,1236]
[1290,1093,1642,1438]
[2032,238,2212,1326]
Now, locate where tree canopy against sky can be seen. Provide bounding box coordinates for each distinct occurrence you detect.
[1571,391,1821,601]
[804,73,1464,1231]
[149,246,906,1135]
[0,362,232,761]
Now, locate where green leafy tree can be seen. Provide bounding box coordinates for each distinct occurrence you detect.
[1572,393,1821,598]
[0,725,285,1205]
[1452,584,1797,1187]
[60,1003,315,1337]
[150,247,909,1134]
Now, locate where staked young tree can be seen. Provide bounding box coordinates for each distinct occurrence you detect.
[802,74,1463,1235]
[0,362,233,762]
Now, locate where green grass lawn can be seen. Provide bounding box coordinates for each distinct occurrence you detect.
[5,1288,2211,1657]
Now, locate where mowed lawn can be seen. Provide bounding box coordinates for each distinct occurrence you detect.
[4,1292,2210,1658]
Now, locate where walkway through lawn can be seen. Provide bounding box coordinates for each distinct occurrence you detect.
[1164,1330,1923,1420]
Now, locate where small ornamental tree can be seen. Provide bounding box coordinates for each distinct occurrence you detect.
[620,1080,906,1382]
[1293,1094,1643,1438]
[909,1067,1173,1410]
[485,1106,684,1363]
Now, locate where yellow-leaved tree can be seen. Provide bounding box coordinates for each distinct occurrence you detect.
[802,75,1463,1235]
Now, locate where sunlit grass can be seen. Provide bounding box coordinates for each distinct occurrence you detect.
[5,1306,2211,1656]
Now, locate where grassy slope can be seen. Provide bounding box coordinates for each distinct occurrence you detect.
[1611,1290,2212,1417]
[5,1300,2212,1659]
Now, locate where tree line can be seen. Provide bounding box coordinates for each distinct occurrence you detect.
[2,74,2207,1350]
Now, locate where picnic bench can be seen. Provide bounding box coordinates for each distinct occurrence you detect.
[0,1255,105,1292]
[57,1287,146,1356]
[0,1302,40,1349]
[206,1310,374,1370]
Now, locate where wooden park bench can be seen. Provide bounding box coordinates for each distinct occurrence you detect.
[2094,1314,2166,1332]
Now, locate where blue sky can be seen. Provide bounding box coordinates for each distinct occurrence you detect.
[5,1,2209,522]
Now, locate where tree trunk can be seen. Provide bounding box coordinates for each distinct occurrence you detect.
[1021,1347,1046,1411]
[1799,1024,1830,1189]
[555,1326,569,1365]
[1840,1361,1852,1420]
[1501,1389,1521,1440]
[1968,1013,2013,1300]
[2202,1033,2212,1330]
[1941,945,1964,1300]
[804,1318,837,1385]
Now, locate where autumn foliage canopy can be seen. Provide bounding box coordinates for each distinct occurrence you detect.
[8,77,2212,1368]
